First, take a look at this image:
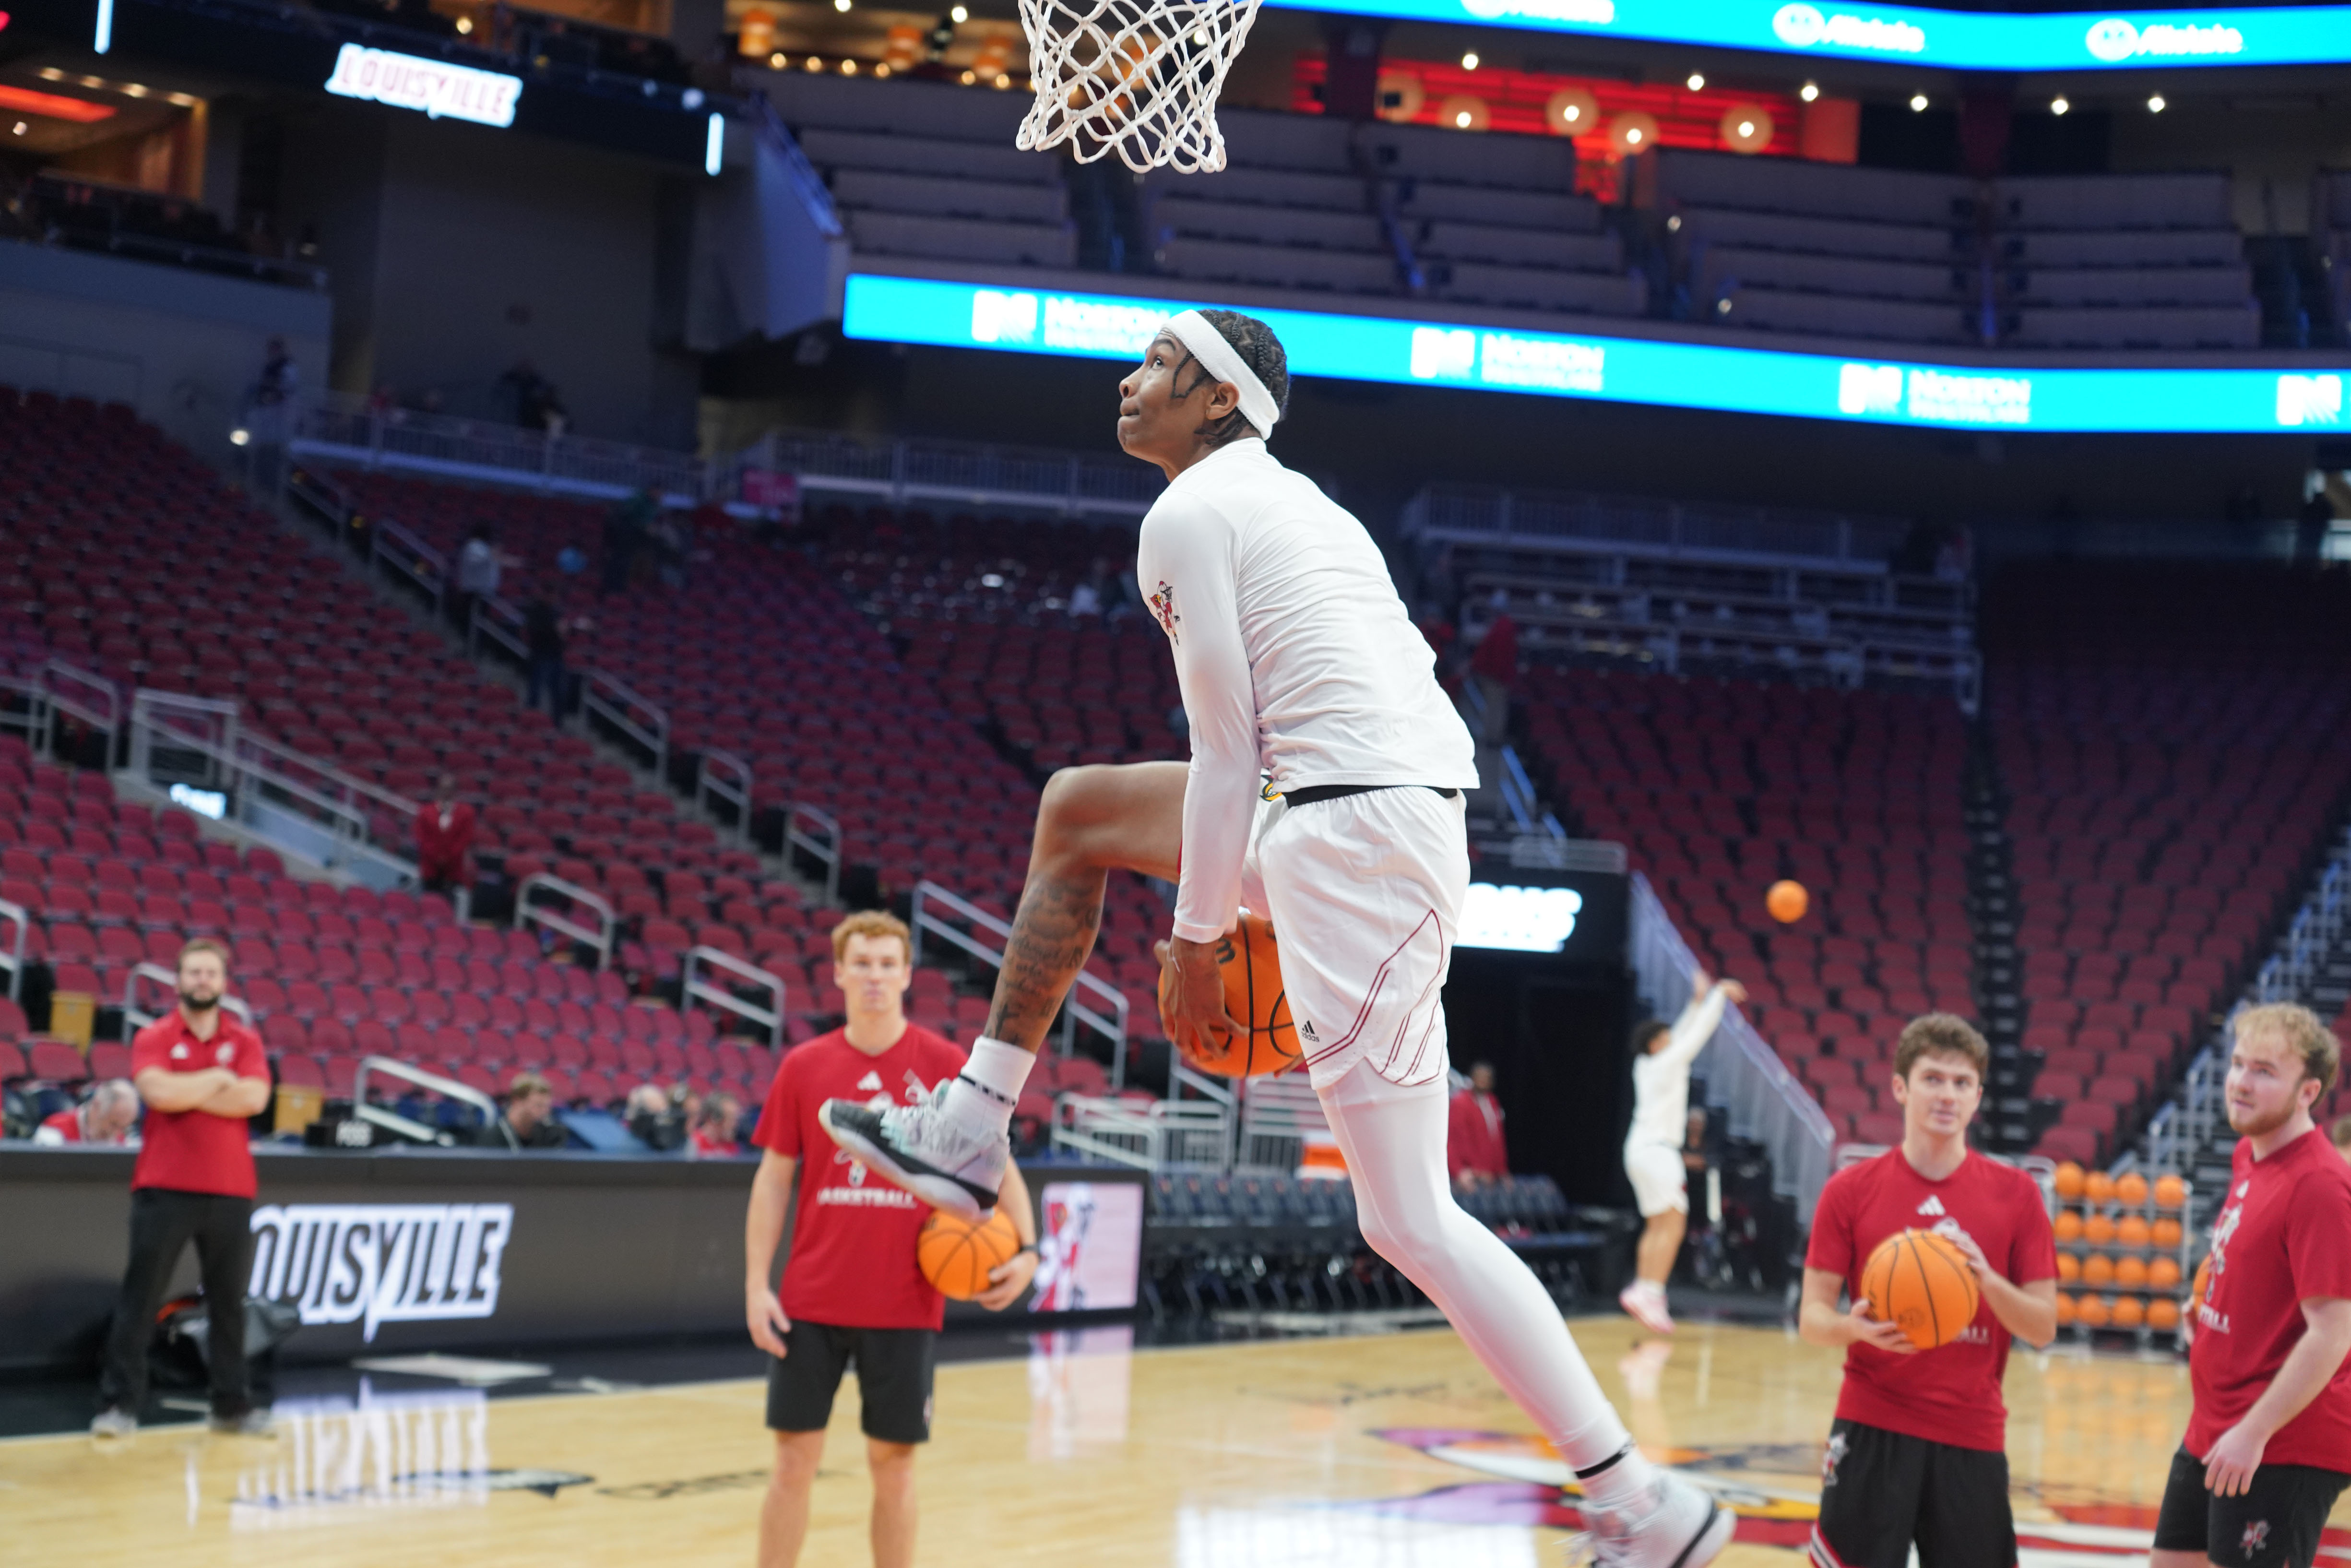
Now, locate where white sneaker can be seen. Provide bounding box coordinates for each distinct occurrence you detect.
[1572,1470,1734,1568]
[1620,1281,1676,1336]
[819,1080,1007,1223]
[90,1407,137,1439]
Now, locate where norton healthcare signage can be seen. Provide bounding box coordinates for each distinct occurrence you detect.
[323,42,522,128]
[1262,0,2351,70]
[842,272,2347,436]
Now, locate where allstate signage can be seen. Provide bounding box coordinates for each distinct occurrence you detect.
[249,1204,515,1342]
[1771,2,1928,53]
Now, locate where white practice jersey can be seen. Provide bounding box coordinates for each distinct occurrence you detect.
[1137,439,1478,945]
[1627,986,1729,1151]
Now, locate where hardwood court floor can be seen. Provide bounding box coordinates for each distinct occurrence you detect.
[1,1315,2331,1568]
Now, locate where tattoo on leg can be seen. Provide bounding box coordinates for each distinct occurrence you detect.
[984,869,1107,1051]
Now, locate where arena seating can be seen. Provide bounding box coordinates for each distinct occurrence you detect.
[1522,666,1975,1149]
[1655,149,2259,349]
[1983,564,2351,1167]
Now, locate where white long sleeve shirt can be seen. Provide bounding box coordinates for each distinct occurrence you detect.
[1137,440,1478,944]
[1627,986,1729,1151]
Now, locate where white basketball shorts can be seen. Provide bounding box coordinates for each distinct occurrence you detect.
[1240,784,1470,1092]
[1624,1141,1688,1217]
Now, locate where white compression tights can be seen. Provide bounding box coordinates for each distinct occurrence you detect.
[1320,1063,1641,1483]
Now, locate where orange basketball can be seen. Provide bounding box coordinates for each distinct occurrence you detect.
[2084,1213,2116,1246]
[1859,1228,1981,1350]
[2149,1256,2181,1291]
[2083,1254,2115,1287]
[2112,1295,2146,1330]
[2085,1171,2116,1205]
[1767,880,1809,924]
[2054,1292,2078,1326]
[2053,1162,2085,1200]
[2117,1215,2151,1249]
[917,1205,1022,1301]
[2148,1297,2181,1331]
[2056,1253,2081,1283]
[2077,1294,2112,1328]
[2152,1217,2183,1250]
[2054,1210,2083,1242]
[1158,912,1300,1078]
[2116,1256,2149,1289]
[2116,1172,2149,1206]
[2154,1174,2187,1210]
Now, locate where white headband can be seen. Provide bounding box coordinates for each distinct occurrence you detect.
[1163,309,1280,439]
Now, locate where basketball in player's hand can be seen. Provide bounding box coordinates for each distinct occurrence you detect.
[918,1207,1021,1301]
[1156,912,1301,1078]
[1859,1228,1981,1350]
[1766,880,1809,924]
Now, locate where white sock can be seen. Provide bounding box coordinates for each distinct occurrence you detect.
[1577,1442,1660,1510]
[947,1037,1032,1134]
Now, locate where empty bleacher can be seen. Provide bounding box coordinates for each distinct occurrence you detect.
[1984,563,2351,1166]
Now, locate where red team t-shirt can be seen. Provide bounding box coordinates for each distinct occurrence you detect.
[1806,1148,2058,1451]
[754,1024,969,1331]
[2187,1127,2351,1471]
[129,1012,269,1198]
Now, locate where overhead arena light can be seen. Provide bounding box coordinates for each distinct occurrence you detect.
[2051,95,2070,113]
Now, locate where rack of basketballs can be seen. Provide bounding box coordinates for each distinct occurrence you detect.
[2050,1162,2194,1342]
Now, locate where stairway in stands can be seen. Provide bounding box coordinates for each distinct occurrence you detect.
[1965,728,2030,1151]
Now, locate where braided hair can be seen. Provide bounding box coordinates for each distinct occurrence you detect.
[1172,309,1291,448]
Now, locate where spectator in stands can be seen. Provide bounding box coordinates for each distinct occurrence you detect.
[627,1082,684,1151]
[690,1093,741,1158]
[602,489,653,595]
[496,358,564,433]
[1469,592,1519,746]
[1068,558,1113,618]
[35,1079,140,1145]
[650,509,690,589]
[2332,1113,2351,1163]
[524,595,568,725]
[480,1070,566,1150]
[415,775,476,899]
[746,910,1037,1568]
[1447,1061,1508,1191]
[93,938,273,1439]
[245,336,297,492]
[557,543,588,579]
[451,524,507,631]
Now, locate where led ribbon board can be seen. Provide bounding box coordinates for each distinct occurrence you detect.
[843,273,2344,436]
[1264,0,2351,70]
[324,43,522,127]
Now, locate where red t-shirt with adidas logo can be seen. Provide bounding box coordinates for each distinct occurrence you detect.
[753,1023,968,1330]
[1805,1148,2058,1451]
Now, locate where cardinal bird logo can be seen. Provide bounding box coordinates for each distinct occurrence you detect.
[1149,581,1180,644]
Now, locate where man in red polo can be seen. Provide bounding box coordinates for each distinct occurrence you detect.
[92,938,274,1439]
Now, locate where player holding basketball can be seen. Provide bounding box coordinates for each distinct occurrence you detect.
[2152,1003,2351,1568]
[1798,1014,2057,1568]
[822,309,1734,1567]
[1620,967,1745,1336]
[745,912,1037,1568]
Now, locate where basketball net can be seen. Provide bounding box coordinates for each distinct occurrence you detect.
[1014,0,1263,174]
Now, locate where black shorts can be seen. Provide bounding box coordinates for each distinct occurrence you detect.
[2152,1446,2351,1568]
[764,1321,936,1446]
[1812,1418,2015,1568]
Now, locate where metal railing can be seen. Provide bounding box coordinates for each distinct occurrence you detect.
[1048,1094,1233,1171]
[1404,484,1915,570]
[1630,870,1836,1224]
[121,963,254,1034]
[292,392,708,505]
[582,670,668,778]
[351,1056,517,1150]
[682,945,787,1050]
[370,519,448,618]
[126,689,420,882]
[39,658,121,764]
[1232,1075,1329,1173]
[469,592,530,665]
[514,874,617,971]
[716,428,1164,520]
[909,879,1130,1086]
[0,897,26,1002]
[784,804,843,907]
[697,749,753,841]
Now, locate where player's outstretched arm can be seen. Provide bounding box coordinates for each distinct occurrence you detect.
[2204,1296,2351,1496]
[1797,1266,1918,1354]
[1943,1228,2058,1348]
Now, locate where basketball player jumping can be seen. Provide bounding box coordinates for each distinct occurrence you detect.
[1799,1014,2057,1568]
[822,308,1732,1567]
[1620,968,1745,1336]
[2152,1003,2351,1568]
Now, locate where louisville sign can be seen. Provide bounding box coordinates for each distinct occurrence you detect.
[249,1203,515,1342]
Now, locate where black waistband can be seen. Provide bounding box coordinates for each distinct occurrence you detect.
[1284,784,1461,806]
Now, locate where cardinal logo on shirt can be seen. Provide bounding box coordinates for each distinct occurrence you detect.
[217,1044,235,1064]
[171,1044,190,1060]
[2242,1520,2271,1557]
[1149,580,1181,644]
[1820,1431,1848,1488]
